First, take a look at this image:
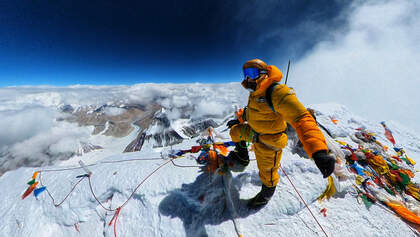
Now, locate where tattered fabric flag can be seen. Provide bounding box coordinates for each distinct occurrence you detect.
[405,156,416,165]
[320,208,327,217]
[393,147,403,153]
[350,163,365,176]
[21,182,38,200]
[385,202,420,225]
[361,195,373,209]
[364,191,377,203]
[34,187,47,198]
[391,156,402,162]
[380,121,396,145]
[344,146,357,161]
[330,116,338,125]
[223,141,235,147]
[196,151,209,164]
[406,183,420,201]
[405,155,416,166]
[389,170,403,183]
[365,153,389,175]
[336,140,347,146]
[401,169,415,178]
[32,171,39,179]
[355,175,364,186]
[384,186,395,196]
[318,176,336,202]
[386,160,400,170]
[190,145,202,153]
[399,172,410,186]
[27,179,36,185]
[214,144,228,156]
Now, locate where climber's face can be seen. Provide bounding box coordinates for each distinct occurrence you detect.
[241,68,265,91]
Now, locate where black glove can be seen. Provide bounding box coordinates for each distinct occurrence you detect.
[227,119,240,128]
[312,150,335,178]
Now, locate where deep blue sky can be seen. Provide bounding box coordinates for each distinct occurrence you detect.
[0,0,350,86]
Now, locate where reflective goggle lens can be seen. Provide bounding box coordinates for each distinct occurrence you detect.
[243,68,260,80]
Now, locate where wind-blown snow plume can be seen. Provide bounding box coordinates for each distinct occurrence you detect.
[290,0,420,132]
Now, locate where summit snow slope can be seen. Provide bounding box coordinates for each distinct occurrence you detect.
[1,102,420,237]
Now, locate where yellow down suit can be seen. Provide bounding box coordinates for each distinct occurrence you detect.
[230,65,328,187]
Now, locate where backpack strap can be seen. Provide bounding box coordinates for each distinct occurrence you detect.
[265,82,279,112]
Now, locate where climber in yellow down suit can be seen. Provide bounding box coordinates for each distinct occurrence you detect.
[227,59,335,209]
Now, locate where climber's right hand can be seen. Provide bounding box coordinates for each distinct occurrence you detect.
[312,150,336,178]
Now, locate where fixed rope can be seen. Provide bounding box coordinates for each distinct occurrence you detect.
[91,158,174,237]
[170,159,201,168]
[221,170,243,237]
[39,172,86,207]
[279,164,329,237]
[35,153,328,237]
[39,157,174,237]
[34,148,253,237]
[39,157,163,173]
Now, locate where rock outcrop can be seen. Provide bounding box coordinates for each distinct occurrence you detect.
[62,103,161,138]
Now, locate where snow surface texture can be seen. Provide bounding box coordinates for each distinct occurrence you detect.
[1,86,420,236]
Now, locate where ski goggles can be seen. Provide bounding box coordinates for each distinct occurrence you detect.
[243,67,268,80]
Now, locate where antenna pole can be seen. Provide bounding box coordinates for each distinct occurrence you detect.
[285,60,291,85]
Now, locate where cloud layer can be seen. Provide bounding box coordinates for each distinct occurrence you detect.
[290,0,420,132]
[0,83,247,173]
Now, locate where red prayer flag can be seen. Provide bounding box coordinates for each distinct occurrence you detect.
[381,122,396,145]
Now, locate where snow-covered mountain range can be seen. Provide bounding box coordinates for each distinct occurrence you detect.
[0,84,246,175]
[1,84,420,237]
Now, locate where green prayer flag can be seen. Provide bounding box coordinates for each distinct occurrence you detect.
[400,172,410,186]
[361,195,373,209]
[27,179,36,185]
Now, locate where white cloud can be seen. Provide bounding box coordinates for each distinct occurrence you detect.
[103,107,126,116]
[0,83,247,173]
[194,100,227,118]
[289,0,420,132]
[166,108,181,120]
[2,121,91,169]
[0,108,55,147]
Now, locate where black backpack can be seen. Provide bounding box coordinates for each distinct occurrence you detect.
[265,82,280,112]
[264,83,334,138]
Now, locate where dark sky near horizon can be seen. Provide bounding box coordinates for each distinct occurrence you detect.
[0,0,351,86]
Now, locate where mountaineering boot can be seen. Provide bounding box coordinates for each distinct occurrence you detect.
[227,141,249,171]
[247,184,276,209]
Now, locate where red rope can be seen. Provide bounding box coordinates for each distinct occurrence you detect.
[108,207,121,237]
[279,164,329,237]
[39,157,163,173]
[87,159,174,237]
[39,171,86,207]
[40,158,173,237]
[120,159,173,208]
[88,176,115,211]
